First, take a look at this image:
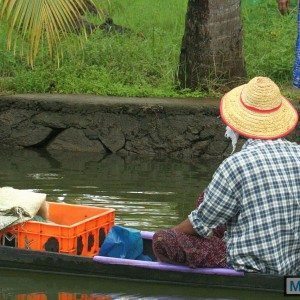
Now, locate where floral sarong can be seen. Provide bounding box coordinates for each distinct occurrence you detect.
[152,192,227,268]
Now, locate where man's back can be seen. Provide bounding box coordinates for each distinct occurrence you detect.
[153,77,299,274]
[224,139,300,274]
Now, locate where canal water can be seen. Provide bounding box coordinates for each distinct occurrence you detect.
[0,149,285,299]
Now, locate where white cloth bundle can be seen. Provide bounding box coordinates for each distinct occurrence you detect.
[0,187,46,230]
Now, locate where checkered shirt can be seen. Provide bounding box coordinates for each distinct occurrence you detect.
[189,139,300,275]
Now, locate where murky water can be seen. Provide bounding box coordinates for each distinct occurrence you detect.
[0,269,285,300]
[0,149,217,230]
[0,149,284,299]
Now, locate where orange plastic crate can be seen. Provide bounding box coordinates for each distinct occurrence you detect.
[2,202,115,257]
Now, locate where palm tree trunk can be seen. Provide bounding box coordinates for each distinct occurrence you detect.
[177,0,246,90]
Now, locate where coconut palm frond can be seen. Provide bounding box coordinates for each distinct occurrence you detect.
[0,0,97,66]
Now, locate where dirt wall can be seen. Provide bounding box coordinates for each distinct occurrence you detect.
[0,94,298,160]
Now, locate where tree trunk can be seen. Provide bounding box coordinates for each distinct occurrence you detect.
[177,0,246,91]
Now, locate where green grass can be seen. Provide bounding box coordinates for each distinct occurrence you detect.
[0,0,299,99]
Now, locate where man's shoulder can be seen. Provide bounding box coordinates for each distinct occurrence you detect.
[219,143,264,173]
[220,139,299,170]
[242,138,299,151]
[218,152,245,175]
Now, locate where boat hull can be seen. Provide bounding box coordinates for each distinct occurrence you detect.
[0,245,283,293]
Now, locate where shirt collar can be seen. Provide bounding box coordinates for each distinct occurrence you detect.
[241,138,286,150]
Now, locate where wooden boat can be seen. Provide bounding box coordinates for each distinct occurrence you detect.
[0,230,283,293]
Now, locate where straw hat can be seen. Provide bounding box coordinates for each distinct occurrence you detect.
[220,77,299,139]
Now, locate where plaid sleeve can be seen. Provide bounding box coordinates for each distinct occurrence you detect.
[188,163,240,236]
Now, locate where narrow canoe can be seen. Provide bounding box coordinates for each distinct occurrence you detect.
[0,231,283,293]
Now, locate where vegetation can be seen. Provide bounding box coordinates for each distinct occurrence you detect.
[0,0,298,99]
[0,0,101,66]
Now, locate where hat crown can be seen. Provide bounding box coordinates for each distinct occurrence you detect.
[241,77,282,111]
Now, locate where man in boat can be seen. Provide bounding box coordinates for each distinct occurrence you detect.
[153,77,300,275]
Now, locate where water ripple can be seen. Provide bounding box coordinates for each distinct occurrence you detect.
[27,173,63,180]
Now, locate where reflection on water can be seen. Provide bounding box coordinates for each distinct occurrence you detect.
[27,173,64,180]
[0,269,284,300]
[13,293,203,300]
[0,149,220,231]
[15,293,112,300]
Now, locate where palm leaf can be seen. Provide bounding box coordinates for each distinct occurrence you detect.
[0,0,99,66]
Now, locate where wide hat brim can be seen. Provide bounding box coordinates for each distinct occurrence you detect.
[220,84,299,139]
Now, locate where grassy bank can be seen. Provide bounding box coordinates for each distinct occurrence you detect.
[0,0,299,99]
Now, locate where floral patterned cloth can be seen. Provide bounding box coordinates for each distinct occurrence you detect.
[152,192,227,268]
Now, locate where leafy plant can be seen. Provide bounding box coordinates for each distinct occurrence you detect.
[0,0,100,66]
[0,0,298,99]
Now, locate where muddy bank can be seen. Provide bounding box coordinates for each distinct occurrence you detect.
[0,94,298,160]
